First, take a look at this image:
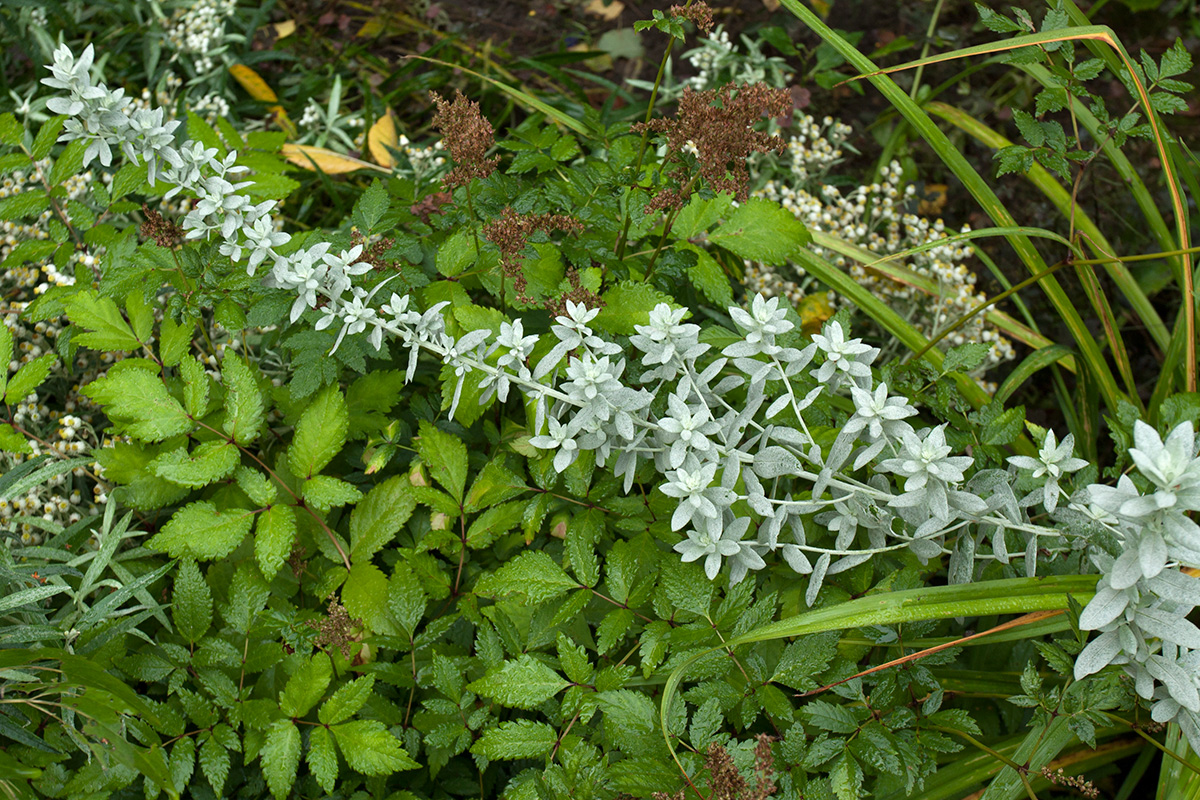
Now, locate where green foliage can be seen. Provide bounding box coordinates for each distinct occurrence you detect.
[2,4,1194,799]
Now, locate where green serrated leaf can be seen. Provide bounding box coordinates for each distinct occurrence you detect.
[288,383,347,478]
[389,563,427,640]
[83,367,193,442]
[593,281,679,335]
[474,550,578,604]
[126,288,154,342]
[237,466,277,507]
[466,500,525,549]
[153,441,239,488]
[471,719,558,760]
[0,113,22,147]
[63,290,141,352]
[307,726,338,791]
[279,655,332,718]
[672,192,735,240]
[4,352,55,406]
[331,719,419,774]
[468,654,569,709]
[343,561,392,635]
[0,422,32,455]
[302,474,362,512]
[350,476,416,560]
[416,420,467,502]
[464,458,528,512]
[319,675,375,726]
[31,116,66,160]
[260,720,300,799]
[982,405,1026,445]
[942,341,990,374]
[222,355,264,446]
[708,198,810,263]
[352,179,390,233]
[149,501,254,560]
[199,735,230,795]
[180,357,210,418]
[254,504,296,580]
[173,559,213,644]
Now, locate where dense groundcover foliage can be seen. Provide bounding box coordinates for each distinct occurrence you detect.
[3,1,1200,799]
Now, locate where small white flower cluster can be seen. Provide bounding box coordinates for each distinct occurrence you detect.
[752,158,1016,373]
[0,469,100,547]
[682,26,793,91]
[299,98,324,129]
[1,159,96,295]
[192,92,231,125]
[163,0,239,74]
[393,136,447,182]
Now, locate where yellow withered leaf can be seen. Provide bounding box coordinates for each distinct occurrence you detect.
[583,0,624,20]
[228,64,297,137]
[228,64,278,103]
[797,292,835,336]
[281,144,390,175]
[273,20,296,39]
[367,111,398,168]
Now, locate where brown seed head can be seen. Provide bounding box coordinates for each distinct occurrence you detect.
[430,89,500,189]
[140,205,184,248]
[670,2,715,32]
[483,207,585,305]
[307,599,362,659]
[634,82,792,201]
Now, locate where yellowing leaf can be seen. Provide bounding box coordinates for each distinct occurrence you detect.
[274,20,296,39]
[228,64,278,103]
[584,0,624,21]
[367,111,398,168]
[797,292,835,336]
[281,144,390,175]
[228,65,296,138]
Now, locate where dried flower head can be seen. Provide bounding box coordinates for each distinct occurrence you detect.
[545,267,603,318]
[410,190,453,224]
[634,82,792,201]
[349,230,399,273]
[430,89,499,189]
[670,2,715,32]
[307,599,361,658]
[483,207,585,303]
[1040,767,1099,799]
[140,205,184,248]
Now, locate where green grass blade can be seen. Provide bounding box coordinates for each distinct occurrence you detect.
[926,101,1171,355]
[404,54,594,137]
[778,0,1128,415]
[994,344,1075,406]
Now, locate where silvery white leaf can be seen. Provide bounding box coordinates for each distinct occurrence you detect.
[1078,585,1129,630]
[806,553,831,607]
[765,394,791,420]
[828,552,871,574]
[1109,548,1143,590]
[771,427,809,447]
[1074,630,1122,679]
[752,446,802,479]
[948,534,976,585]
[1146,656,1200,712]
[781,544,812,574]
[1138,607,1200,650]
[1150,569,1200,607]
